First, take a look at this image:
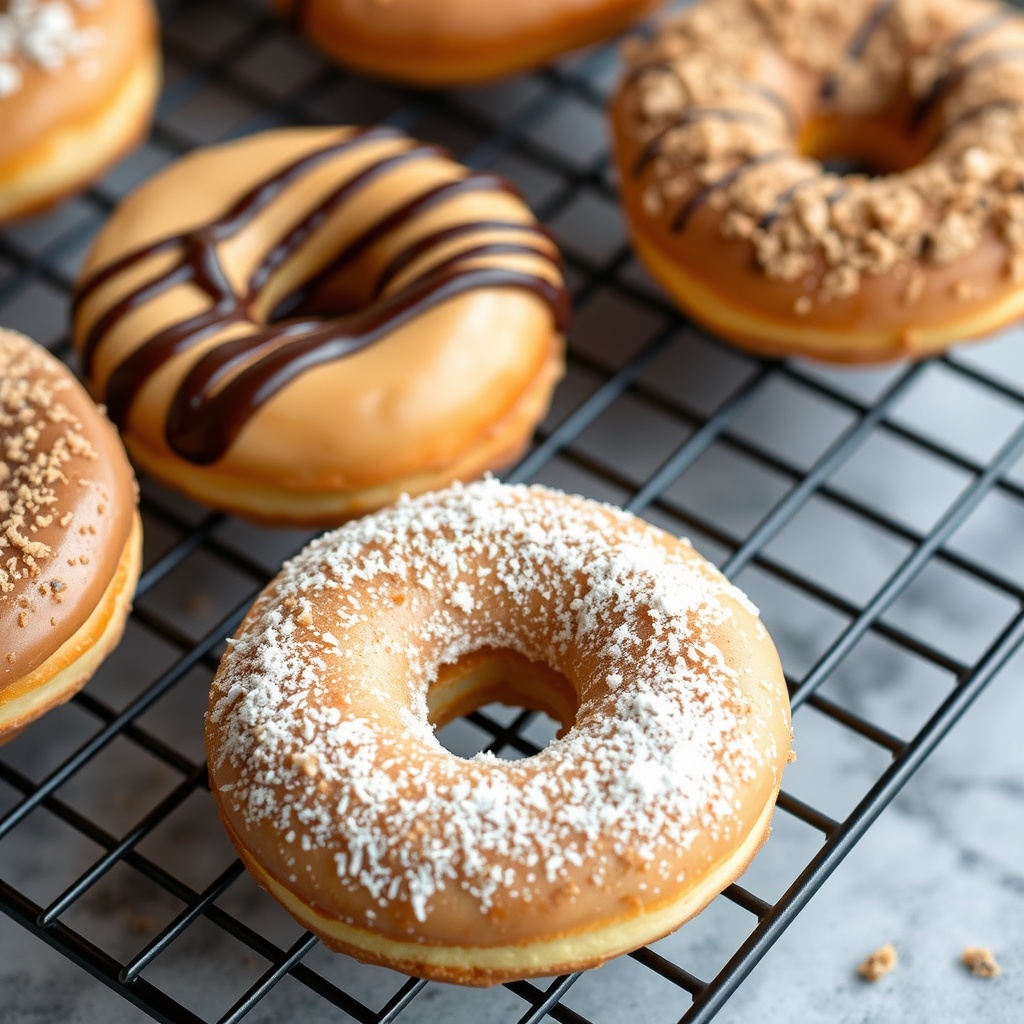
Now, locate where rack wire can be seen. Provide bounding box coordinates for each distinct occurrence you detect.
[2,0,1024,1021]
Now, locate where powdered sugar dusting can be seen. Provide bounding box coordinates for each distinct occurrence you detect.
[209,479,779,926]
[0,0,105,98]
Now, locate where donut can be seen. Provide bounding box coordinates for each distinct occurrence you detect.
[274,0,663,86]
[610,0,1024,363]
[206,479,792,985]
[72,126,569,527]
[0,0,160,224]
[0,329,141,742]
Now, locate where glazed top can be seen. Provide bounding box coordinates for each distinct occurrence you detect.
[0,330,136,687]
[207,480,791,942]
[615,0,1024,308]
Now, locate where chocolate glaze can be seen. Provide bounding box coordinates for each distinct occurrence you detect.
[75,128,570,466]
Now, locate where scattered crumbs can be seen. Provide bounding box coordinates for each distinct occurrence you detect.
[0,331,97,600]
[962,946,1000,978]
[209,478,779,925]
[49,578,66,593]
[858,942,897,982]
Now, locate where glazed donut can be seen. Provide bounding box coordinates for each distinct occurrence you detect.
[275,0,663,86]
[611,0,1024,362]
[0,329,141,742]
[206,479,791,985]
[72,126,568,527]
[0,0,159,224]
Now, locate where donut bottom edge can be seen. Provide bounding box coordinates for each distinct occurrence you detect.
[217,791,779,987]
[0,512,142,742]
[630,224,1024,365]
[122,339,564,527]
[0,51,160,225]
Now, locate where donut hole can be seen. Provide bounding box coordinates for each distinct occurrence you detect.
[798,111,933,176]
[427,647,579,758]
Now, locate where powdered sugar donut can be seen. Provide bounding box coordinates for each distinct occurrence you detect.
[206,480,791,984]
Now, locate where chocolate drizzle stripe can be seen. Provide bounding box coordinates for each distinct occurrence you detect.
[373,220,556,297]
[77,129,569,465]
[758,176,820,230]
[821,0,896,101]
[76,125,405,375]
[166,265,570,465]
[623,59,798,136]
[271,174,521,320]
[944,11,1012,59]
[671,151,788,233]
[912,45,1024,128]
[247,142,449,298]
[632,108,784,177]
[846,0,896,60]
[937,97,1024,143]
[739,82,799,137]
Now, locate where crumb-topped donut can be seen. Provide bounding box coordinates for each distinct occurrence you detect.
[0,0,159,223]
[72,126,568,526]
[611,0,1024,362]
[0,329,141,741]
[206,479,791,985]
[275,0,662,86]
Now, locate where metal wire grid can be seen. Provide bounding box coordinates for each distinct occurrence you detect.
[0,0,1023,1021]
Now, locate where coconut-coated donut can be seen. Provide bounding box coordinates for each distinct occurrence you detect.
[0,329,141,742]
[72,126,568,527]
[206,479,792,985]
[611,0,1024,362]
[0,0,159,224]
[275,0,663,87]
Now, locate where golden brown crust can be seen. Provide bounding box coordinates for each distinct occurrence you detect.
[0,329,140,739]
[73,127,568,526]
[207,481,792,984]
[0,0,160,223]
[611,0,1024,362]
[275,0,662,85]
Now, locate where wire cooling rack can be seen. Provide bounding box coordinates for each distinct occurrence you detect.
[2,0,1024,1021]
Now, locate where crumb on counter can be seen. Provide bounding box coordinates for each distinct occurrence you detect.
[962,946,1000,978]
[858,942,897,982]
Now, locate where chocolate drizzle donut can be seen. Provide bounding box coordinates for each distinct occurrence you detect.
[611,0,1024,362]
[74,127,568,525]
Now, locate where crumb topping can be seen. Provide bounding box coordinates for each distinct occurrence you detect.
[0,332,96,599]
[620,0,1024,307]
[962,945,1001,977]
[0,0,105,99]
[859,941,898,981]
[209,479,784,925]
